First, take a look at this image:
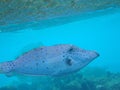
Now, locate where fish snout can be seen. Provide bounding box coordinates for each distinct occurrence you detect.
[89,51,99,60]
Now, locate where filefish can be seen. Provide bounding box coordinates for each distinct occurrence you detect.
[0,44,99,76]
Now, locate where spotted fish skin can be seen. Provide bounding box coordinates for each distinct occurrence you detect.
[0,44,99,76]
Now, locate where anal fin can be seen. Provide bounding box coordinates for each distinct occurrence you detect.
[5,72,13,77]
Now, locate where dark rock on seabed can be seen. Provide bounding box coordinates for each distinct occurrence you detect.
[0,67,120,90]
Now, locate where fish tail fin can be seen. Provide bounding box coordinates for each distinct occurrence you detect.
[0,61,14,77]
[0,62,3,74]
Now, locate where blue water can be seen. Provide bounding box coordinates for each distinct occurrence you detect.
[0,12,120,90]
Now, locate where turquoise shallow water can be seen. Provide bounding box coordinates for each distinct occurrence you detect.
[0,11,120,90]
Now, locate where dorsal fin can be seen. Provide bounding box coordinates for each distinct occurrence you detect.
[15,42,44,59]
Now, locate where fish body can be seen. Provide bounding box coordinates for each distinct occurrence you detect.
[0,44,99,76]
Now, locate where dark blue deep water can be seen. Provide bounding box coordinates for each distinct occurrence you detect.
[0,10,120,90]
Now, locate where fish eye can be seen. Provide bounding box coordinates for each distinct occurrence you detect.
[65,58,72,66]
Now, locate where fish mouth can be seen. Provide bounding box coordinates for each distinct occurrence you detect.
[92,51,100,60]
[94,51,100,57]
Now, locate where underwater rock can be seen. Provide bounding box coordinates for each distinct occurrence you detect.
[17,83,33,90]
[81,80,96,90]
[0,86,17,90]
[110,83,120,90]
[0,67,120,90]
[0,0,120,32]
